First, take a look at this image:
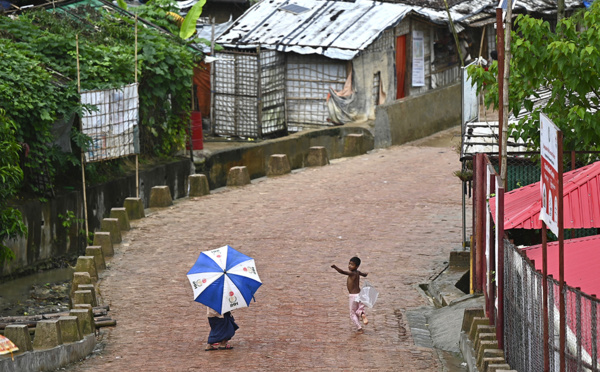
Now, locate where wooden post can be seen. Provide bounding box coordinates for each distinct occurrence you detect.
[558,131,565,372]
[76,35,90,242]
[496,8,504,177]
[135,15,140,198]
[543,223,549,371]
[496,184,505,348]
[210,19,216,136]
[256,46,262,139]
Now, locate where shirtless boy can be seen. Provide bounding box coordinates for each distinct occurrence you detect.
[331,256,369,332]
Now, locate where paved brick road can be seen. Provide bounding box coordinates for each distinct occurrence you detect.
[66,138,466,372]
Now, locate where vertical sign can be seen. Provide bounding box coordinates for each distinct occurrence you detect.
[412,30,425,87]
[540,113,559,236]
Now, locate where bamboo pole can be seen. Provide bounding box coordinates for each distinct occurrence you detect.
[210,19,215,136]
[76,35,90,243]
[135,15,139,198]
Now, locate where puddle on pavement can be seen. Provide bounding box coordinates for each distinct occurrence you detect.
[0,267,74,316]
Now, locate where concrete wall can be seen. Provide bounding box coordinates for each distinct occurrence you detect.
[195,126,374,189]
[1,159,191,280]
[373,82,461,148]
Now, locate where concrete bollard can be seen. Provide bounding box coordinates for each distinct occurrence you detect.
[73,303,93,312]
[149,186,173,208]
[93,231,114,257]
[4,324,33,352]
[70,272,92,305]
[69,308,95,335]
[344,133,366,157]
[58,316,82,343]
[110,207,130,231]
[267,154,291,176]
[123,197,145,220]
[74,256,98,282]
[306,146,329,167]
[32,320,63,350]
[101,218,122,244]
[77,284,98,307]
[73,290,95,307]
[188,174,210,197]
[226,166,251,187]
[85,246,105,271]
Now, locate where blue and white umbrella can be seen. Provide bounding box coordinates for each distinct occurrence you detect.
[187,245,262,314]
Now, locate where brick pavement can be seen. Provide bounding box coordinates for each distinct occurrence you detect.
[65,141,466,372]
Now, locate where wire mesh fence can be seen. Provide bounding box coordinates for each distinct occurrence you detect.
[504,240,600,371]
[213,50,286,138]
[286,54,347,131]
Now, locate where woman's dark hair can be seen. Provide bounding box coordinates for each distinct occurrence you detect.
[350,257,361,267]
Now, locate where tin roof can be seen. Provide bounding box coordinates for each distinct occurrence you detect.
[216,0,455,60]
[523,234,600,297]
[489,161,600,230]
[460,120,530,159]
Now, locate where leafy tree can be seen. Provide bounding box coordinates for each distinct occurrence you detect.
[467,2,600,157]
[0,2,200,193]
[0,109,27,264]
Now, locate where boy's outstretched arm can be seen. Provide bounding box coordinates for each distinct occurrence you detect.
[359,270,368,277]
[331,264,350,275]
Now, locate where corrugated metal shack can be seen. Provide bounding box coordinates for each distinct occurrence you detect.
[212,0,465,137]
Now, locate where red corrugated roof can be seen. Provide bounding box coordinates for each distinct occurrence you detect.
[489,161,600,230]
[523,234,600,297]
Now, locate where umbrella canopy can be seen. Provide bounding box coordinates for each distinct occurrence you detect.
[187,245,262,314]
[0,335,18,360]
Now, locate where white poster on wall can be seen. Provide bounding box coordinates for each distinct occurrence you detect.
[412,30,425,87]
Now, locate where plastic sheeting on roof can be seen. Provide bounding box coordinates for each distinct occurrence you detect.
[216,0,457,60]
[489,161,600,230]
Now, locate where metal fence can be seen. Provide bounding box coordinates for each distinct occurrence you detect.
[504,238,600,371]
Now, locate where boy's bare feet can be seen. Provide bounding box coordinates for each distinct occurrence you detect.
[361,313,369,325]
[356,328,364,334]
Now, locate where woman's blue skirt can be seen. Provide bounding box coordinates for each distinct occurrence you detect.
[207,312,239,344]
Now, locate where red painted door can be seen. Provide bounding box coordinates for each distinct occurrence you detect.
[396,35,406,99]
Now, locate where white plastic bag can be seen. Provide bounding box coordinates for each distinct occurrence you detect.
[357,280,379,308]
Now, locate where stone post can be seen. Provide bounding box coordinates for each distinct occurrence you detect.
[4,324,33,352]
[74,256,98,282]
[77,284,98,307]
[93,232,114,257]
[110,207,131,231]
[71,272,92,305]
[344,133,366,157]
[267,154,291,176]
[306,146,329,167]
[226,166,251,186]
[73,290,95,307]
[85,246,105,271]
[101,218,122,244]
[149,186,173,208]
[123,197,145,220]
[188,174,210,197]
[58,316,83,343]
[69,308,95,335]
[32,320,63,349]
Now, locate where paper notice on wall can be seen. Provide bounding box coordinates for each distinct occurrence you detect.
[412,30,425,87]
[80,83,139,162]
